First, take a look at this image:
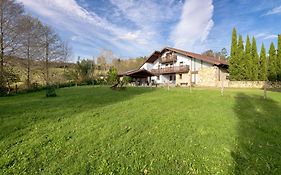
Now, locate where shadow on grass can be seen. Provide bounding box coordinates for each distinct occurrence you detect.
[0,86,155,140]
[232,93,281,174]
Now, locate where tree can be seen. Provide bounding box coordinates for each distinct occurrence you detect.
[244,35,252,80]
[19,15,43,89]
[229,28,238,80]
[251,37,259,80]
[277,34,281,80]
[106,67,118,85]
[259,43,267,81]
[61,41,72,73]
[268,42,277,81]
[40,25,63,85]
[236,35,245,80]
[0,0,24,94]
[202,50,215,57]
[77,59,93,82]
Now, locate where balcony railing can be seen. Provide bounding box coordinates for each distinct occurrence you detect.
[151,65,190,75]
[160,55,177,63]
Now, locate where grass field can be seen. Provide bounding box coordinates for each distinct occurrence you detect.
[1,86,281,174]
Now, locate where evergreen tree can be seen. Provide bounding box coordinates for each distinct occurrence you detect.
[237,35,245,80]
[268,42,277,81]
[277,34,281,80]
[251,37,259,80]
[259,43,267,81]
[244,35,252,80]
[229,28,238,80]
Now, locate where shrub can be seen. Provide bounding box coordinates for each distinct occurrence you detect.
[46,85,57,97]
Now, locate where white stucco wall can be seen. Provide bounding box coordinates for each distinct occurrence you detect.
[141,51,216,85]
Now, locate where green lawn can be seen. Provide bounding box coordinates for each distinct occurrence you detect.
[1,86,281,174]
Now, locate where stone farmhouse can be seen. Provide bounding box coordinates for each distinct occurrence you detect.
[121,47,229,87]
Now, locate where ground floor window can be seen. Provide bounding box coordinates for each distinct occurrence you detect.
[179,74,182,79]
[170,75,173,81]
[157,76,160,80]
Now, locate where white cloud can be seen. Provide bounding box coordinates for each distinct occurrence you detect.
[169,0,214,52]
[16,0,157,57]
[263,34,278,40]
[255,33,278,40]
[265,5,281,15]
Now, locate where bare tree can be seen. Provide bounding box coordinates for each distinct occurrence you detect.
[61,41,72,73]
[0,0,24,93]
[18,15,43,89]
[40,25,63,85]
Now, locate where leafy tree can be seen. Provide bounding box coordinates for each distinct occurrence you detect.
[251,37,259,80]
[268,42,277,81]
[77,59,93,82]
[277,34,281,80]
[259,43,267,81]
[244,35,252,80]
[229,28,238,80]
[106,67,119,85]
[237,35,245,80]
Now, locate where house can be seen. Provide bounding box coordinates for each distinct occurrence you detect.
[121,47,229,87]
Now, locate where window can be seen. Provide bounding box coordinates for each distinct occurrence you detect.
[180,61,183,66]
[170,75,173,81]
[166,64,168,67]
[157,76,160,80]
[179,74,182,79]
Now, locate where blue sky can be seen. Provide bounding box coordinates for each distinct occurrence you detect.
[17,0,281,61]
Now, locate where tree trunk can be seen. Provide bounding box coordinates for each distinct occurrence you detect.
[27,38,31,89]
[0,7,4,89]
[45,42,49,85]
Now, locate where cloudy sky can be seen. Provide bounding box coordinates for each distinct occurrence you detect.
[17,0,281,60]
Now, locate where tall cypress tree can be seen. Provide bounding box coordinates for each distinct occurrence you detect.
[244,35,252,80]
[268,42,277,81]
[259,43,267,81]
[237,35,245,80]
[229,28,238,80]
[277,34,281,80]
[251,37,259,80]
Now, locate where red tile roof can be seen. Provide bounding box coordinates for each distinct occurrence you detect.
[142,47,228,66]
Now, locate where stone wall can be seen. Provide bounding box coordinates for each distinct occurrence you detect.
[176,73,190,86]
[197,67,220,87]
[228,81,281,88]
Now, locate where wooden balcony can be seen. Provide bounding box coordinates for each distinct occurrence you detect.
[160,55,177,63]
[151,65,190,75]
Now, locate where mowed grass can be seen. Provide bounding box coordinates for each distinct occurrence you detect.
[1,86,281,174]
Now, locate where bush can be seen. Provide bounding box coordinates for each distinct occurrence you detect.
[46,85,57,97]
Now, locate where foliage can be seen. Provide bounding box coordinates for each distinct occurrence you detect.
[236,35,245,80]
[106,67,119,85]
[45,85,57,97]
[229,28,238,80]
[259,44,267,81]
[120,76,132,86]
[77,59,94,82]
[277,35,281,81]
[268,42,277,81]
[244,36,252,80]
[251,37,259,80]
[1,87,281,174]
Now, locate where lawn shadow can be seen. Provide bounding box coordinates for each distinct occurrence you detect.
[231,93,281,174]
[0,86,155,140]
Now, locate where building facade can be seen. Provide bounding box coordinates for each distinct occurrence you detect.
[135,47,229,87]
